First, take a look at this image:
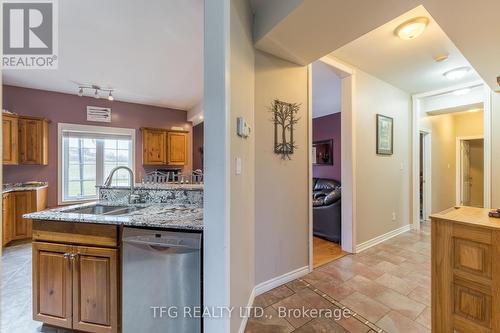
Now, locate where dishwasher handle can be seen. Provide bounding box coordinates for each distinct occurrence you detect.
[123,238,201,254]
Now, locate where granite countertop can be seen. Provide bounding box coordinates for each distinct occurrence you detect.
[97,183,203,191]
[3,182,48,193]
[24,201,203,231]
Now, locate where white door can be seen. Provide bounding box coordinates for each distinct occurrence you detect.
[461,140,471,206]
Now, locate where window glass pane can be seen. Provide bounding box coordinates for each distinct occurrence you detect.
[68,181,81,197]
[104,140,116,149]
[83,164,96,180]
[68,137,79,148]
[83,180,97,196]
[82,148,96,163]
[104,149,117,162]
[68,148,80,163]
[117,140,129,150]
[83,138,96,148]
[117,150,129,162]
[68,165,81,181]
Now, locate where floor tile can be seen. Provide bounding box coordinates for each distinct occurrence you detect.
[341,292,390,323]
[254,285,295,308]
[374,289,426,320]
[293,317,349,333]
[375,273,418,295]
[376,311,430,333]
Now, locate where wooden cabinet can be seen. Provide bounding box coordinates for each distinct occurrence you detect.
[18,116,49,165]
[32,222,119,333]
[2,113,18,164]
[431,207,500,332]
[167,131,188,165]
[2,188,48,247]
[142,128,188,166]
[142,128,167,165]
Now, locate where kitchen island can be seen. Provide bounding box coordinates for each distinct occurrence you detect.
[431,206,500,333]
[24,185,203,333]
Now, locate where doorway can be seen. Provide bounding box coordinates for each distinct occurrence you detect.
[457,137,484,207]
[419,130,431,222]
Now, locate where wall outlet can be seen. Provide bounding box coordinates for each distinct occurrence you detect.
[235,157,242,175]
[392,212,397,221]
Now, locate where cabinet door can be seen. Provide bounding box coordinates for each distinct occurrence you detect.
[12,191,33,240]
[19,118,49,165]
[142,129,167,165]
[2,114,18,164]
[2,194,13,246]
[167,131,188,165]
[32,242,73,328]
[72,246,118,333]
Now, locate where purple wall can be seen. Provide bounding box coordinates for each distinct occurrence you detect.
[3,85,192,207]
[192,122,204,171]
[313,113,341,181]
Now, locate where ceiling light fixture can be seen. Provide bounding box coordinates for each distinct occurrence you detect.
[453,88,471,96]
[76,84,115,101]
[434,54,449,63]
[443,66,471,80]
[395,17,429,40]
[199,115,204,120]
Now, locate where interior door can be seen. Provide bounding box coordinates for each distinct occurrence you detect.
[461,140,471,206]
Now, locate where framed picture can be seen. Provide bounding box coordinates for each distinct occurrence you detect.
[376,114,393,155]
[313,139,333,165]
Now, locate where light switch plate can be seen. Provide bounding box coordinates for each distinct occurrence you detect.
[235,157,242,175]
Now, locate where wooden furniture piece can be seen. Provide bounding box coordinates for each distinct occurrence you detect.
[431,206,500,332]
[32,221,119,333]
[2,113,19,164]
[141,128,188,166]
[18,116,49,165]
[2,187,47,246]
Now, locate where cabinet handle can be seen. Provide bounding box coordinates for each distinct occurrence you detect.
[63,253,70,259]
[70,253,78,260]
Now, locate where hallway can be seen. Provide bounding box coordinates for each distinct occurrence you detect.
[246,224,431,333]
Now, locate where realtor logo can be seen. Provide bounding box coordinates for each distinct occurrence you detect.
[2,0,58,69]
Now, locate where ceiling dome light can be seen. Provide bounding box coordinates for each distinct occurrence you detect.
[395,17,429,40]
[94,89,100,99]
[78,87,84,97]
[443,66,471,80]
[453,88,471,96]
[108,91,114,101]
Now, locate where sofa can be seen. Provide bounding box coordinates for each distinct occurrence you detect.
[313,178,341,243]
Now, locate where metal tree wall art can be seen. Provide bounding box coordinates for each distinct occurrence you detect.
[270,99,300,159]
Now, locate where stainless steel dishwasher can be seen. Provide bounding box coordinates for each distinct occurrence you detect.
[122,227,202,333]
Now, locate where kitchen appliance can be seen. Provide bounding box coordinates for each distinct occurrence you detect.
[122,228,202,333]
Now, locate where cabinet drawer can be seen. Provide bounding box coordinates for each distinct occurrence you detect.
[32,221,119,247]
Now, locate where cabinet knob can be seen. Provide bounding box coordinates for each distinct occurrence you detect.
[69,253,78,260]
[63,253,70,259]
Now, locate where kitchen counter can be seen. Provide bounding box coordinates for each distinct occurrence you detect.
[24,201,203,231]
[3,182,48,193]
[98,183,203,191]
[430,205,500,230]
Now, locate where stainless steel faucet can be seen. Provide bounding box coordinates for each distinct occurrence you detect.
[104,166,140,203]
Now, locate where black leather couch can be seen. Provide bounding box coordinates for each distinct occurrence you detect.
[313,178,341,243]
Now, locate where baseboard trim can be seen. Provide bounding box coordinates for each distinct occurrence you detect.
[238,287,256,333]
[254,266,310,296]
[355,224,411,253]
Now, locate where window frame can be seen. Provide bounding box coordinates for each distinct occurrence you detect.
[58,123,136,205]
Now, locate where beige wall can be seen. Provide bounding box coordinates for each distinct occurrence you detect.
[420,110,484,213]
[492,93,500,207]
[229,0,256,331]
[354,70,412,244]
[254,50,309,284]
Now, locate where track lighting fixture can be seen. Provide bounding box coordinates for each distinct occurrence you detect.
[76,84,115,101]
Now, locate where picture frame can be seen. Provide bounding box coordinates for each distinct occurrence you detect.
[312,139,333,165]
[376,114,393,155]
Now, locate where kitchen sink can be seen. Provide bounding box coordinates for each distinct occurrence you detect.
[64,204,146,215]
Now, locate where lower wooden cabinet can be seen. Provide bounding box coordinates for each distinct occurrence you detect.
[33,241,118,333]
[2,188,48,247]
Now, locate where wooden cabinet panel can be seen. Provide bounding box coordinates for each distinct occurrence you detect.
[19,117,49,165]
[142,128,167,165]
[72,246,118,333]
[454,238,492,278]
[167,131,188,166]
[12,191,33,240]
[33,242,73,329]
[2,194,14,246]
[454,282,491,328]
[2,114,18,164]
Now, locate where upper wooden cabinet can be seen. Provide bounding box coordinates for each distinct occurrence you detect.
[142,128,167,165]
[18,116,49,165]
[167,131,188,165]
[142,128,188,166]
[2,114,19,164]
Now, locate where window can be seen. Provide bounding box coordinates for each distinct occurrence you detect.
[59,123,135,204]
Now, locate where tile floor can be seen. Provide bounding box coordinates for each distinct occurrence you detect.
[1,242,69,333]
[246,223,431,333]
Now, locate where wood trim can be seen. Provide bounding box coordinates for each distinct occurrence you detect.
[141,127,189,133]
[32,221,119,247]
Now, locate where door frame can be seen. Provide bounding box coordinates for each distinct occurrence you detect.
[455,135,484,206]
[308,56,356,271]
[419,130,432,222]
[412,81,492,229]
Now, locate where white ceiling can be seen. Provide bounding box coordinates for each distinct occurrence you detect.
[312,61,341,118]
[330,6,480,94]
[2,0,203,110]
